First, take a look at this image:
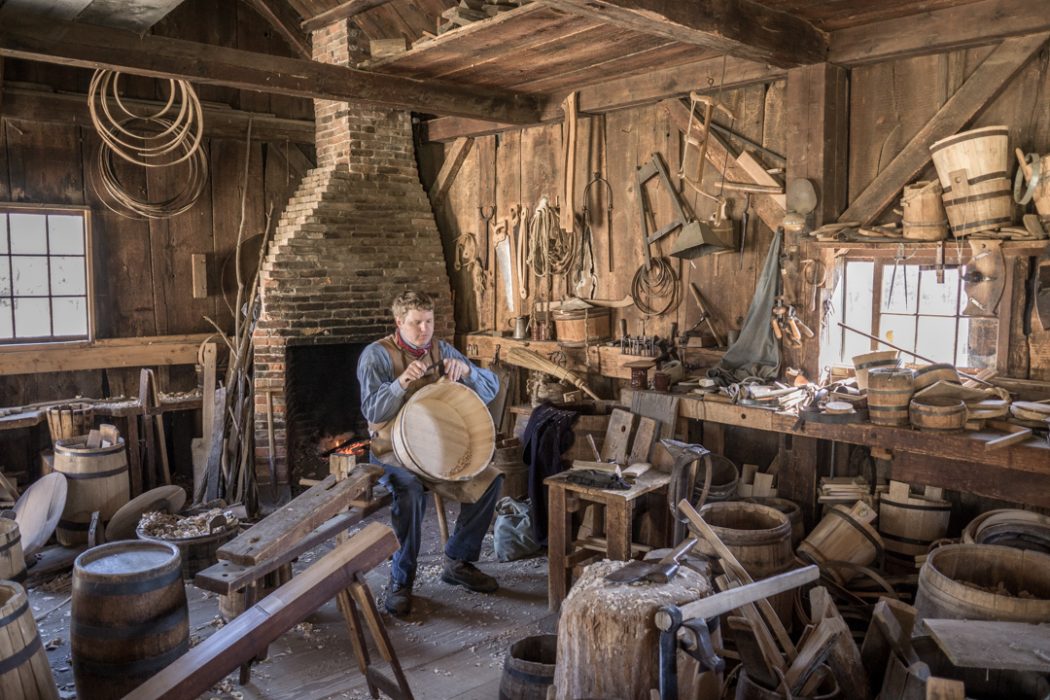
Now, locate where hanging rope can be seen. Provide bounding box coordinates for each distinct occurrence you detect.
[527,196,578,278]
[88,69,209,219]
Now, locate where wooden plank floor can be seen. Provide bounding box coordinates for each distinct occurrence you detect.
[33,502,555,699]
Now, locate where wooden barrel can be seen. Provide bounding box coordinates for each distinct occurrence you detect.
[852,350,900,391]
[137,522,239,580]
[746,497,804,547]
[879,482,951,571]
[71,540,189,700]
[499,634,557,700]
[693,454,740,503]
[698,501,795,624]
[909,397,967,432]
[867,367,914,427]
[392,382,495,482]
[46,402,94,443]
[915,544,1050,625]
[798,501,883,583]
[552,306,611,345]
[0,580,59,700]
[54,437,130,546]
[901,180,949,241]
[930,126,1014,236]
[912,363,960,391]
[0,518,27,583]
[492,445,528,500]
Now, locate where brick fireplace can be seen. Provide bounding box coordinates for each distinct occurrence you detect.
[252,19,454,490]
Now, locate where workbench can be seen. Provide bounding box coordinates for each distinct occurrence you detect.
[621,389,1050,518]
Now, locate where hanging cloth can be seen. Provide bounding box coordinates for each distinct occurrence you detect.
[711,228,783,383]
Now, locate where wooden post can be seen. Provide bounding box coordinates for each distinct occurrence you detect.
[785,62,848,380]
[777,433,820,529]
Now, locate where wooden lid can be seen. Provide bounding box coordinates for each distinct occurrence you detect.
[106,485,187,542]
[13,473,67,557]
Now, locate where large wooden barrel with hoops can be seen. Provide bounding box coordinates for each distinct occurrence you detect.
[54,436,130,546]
[0,580,59,699]
[71,540,189,700]
[867,367,915,427]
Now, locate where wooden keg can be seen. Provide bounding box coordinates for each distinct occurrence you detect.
[491,445,528,500]
[0,518,27,583]
[499,634,557,700]
[879,482,951,571]
[54,437,130,546]
[551,306,611,345]
[745,497,804,547]
[798,501,883,584]
[915,544,1050,625]
[852,350,900,391]
[71,540,189,700]
[930,126,1014,236]
[866,367,915,427]
[901,180,949,241]
[698,501,795,624]
[912,363,960,391]
[0,580,59,700]
[45,402,94,443]
[392,382,495,482]
[909,397,967,432]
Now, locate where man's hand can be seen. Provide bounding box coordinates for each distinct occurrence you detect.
[443,358,471,383]
[398,359,430,389]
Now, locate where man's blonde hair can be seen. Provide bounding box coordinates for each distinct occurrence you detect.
[391,290,435,320]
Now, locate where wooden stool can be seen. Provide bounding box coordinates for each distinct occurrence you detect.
[544,470,671,610]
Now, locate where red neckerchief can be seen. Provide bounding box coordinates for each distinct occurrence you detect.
[394,330,431,359]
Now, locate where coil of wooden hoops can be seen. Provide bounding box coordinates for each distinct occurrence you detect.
[88,69,208,219]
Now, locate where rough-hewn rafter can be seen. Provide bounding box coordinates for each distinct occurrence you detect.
[243,0,312,60]
[0,16,542,124]
[301,0,396,32]
[537,0,827,68]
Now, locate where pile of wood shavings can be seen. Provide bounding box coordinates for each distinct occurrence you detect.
[138,508,238,539]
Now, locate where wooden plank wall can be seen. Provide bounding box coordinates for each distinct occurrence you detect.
[0,0,313,406]
[424,84,787,351]
[849,44,1050,380]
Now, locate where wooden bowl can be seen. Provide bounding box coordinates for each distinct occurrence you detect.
[910,397,967,432]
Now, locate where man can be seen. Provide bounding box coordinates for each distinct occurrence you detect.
[357,290,503,616]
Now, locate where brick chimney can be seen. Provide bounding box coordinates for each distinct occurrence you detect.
[253,19,454,490]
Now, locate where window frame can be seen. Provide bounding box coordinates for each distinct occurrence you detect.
[0,203,95,348]
[822,243,1014,375]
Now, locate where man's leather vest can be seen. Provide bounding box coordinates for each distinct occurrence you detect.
[367,334,442,456]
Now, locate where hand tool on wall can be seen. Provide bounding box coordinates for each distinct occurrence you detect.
[679,91,734,195]
[493,218,516,313]
[561,91,579,233]
[738,193,752,269]
[584,171,614,273]
[479,205,495,271]
[513,204,529,311]
[689,282,724,347]
[802,258,827,312]
[962,239,1005,317]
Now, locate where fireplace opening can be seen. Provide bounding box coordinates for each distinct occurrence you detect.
[285,342,371,483]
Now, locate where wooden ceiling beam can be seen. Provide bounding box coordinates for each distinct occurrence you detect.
[830,0,1050,66]
[0,16,543,124]
[301,0,396,32]
[242,0,312,60]
[424,54,784,142]
[536,0,828,68]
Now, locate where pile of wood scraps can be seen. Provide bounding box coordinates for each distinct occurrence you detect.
[433,0,529,36]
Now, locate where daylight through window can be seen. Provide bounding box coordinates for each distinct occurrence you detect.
[0,207,91,344]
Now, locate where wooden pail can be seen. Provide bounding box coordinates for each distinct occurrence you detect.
[879,482,951,571]
[698,501,795,625]
[930,126,1014,236]
[901,180,949,241]
[46,403,94,444]
[909,397,967,432]
[745,497,804,547]
[54,437,130,546]
[852,350,900,391]
[912,362,960,391]
[0,518,27,583]
[71,540,189,700]
[552,307,611,345]
[392,382,495,482]
[798,501,883,583]
[499,634,557,700]
[0,580,59,700]
[915,544,1050,625]
[492,445,528,500]
[866,367,915,427]
[137,521,239,580]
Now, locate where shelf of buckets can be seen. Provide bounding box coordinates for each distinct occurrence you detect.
[0,403,235,700]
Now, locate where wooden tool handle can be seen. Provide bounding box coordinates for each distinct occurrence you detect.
[1016,147,1034,180]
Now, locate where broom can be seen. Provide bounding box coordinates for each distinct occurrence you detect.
[506,347,601,401]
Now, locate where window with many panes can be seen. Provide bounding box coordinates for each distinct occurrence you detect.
[819,251,1001,372]
[0,206,91,344]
